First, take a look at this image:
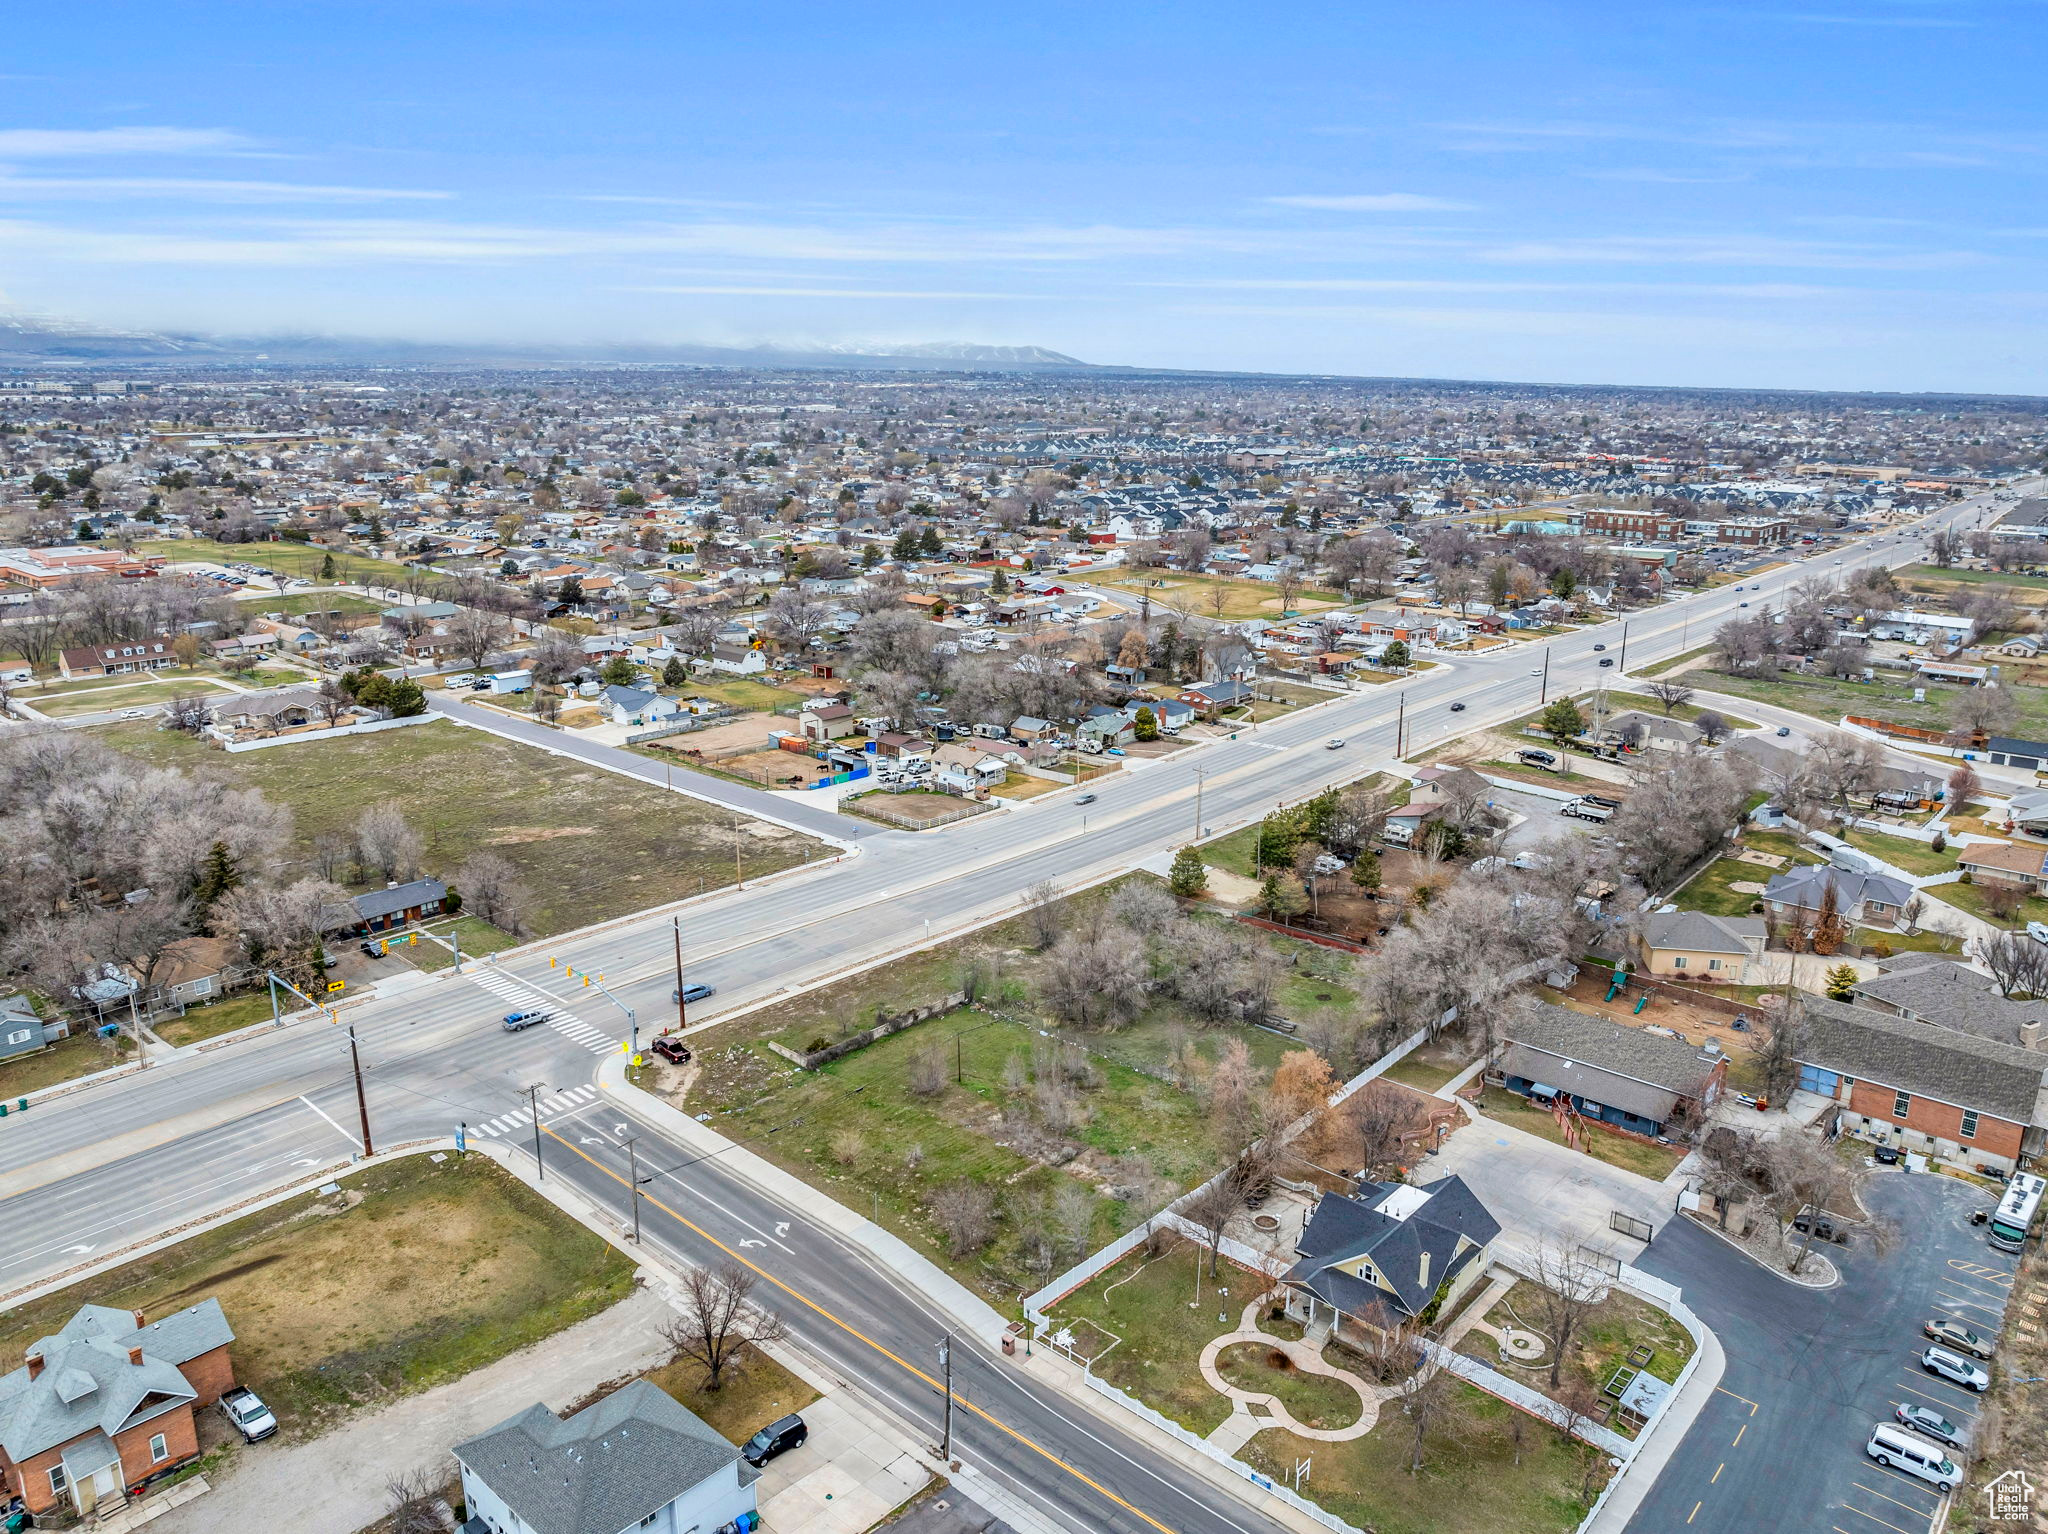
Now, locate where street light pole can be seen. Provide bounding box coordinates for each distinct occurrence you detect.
[626,1136,643,1242]
[1395,692,1406,758]
[936,1334,954,1463]
[673,916,687,1034]
[1618,620,1630,673]
[524,1081,549,1180]
[1191,765,1207,840]
[1539,649,1551,705]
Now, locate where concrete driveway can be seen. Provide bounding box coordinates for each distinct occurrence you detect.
[1419,1105,1677,1267]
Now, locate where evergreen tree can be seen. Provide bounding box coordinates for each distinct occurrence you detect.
[600,654,640,687]
[1168,845,1208,897]
[919,525,942,556]
[319,552,338,581]
[989,565,1010,595]
[861,543,883,568]
[662,656,689,689]
[891,528,919,560]
[192,840,243,912]
[1382,640,1410,669]
[1298,787,1339,844]
[1259,873,1309,922]
[385,678,427,716]
[1824,963,1859,1001]
[1540,697,1585,748]
[1133,706,1159,741]
[1351,849,1382,892]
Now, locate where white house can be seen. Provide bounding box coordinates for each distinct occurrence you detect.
[453,1380,758,1534]
[600,685,682,728]
[704,643,767,676]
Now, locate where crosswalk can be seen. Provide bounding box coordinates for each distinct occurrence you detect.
[470,1082,599,1137]
[466,966,618,1056]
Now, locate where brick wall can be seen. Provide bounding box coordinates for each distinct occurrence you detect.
[113,1405,199,1487]
[1843,1077,2026,1161]
[180,1343,235,1408]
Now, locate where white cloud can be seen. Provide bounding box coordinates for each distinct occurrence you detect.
[1265,193,1477,212]
[627,284,1042,299]
[0,177,448,203]
[0,127,255,158]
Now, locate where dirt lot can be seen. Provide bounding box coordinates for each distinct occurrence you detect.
[641,712,776,755]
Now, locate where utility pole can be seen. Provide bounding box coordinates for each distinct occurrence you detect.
[936,1334,954,1463]
[523,1082,549,1180]
[347,1025,374,1158]
[733,814,743,889]
[672,916,687,1034]
[1539,649,1551,705]
[1618,620,1630,673]
[1191,765,1207,841]
[1395,692,1406,757]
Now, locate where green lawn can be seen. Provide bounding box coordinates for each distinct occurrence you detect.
[93,718,825,936]
[1838,828,1958,877]
[1671,858,1771,918]
[1737,829,1819,865]
[397,915,524,971]
[26,683,180,719]
[1378,1041,1479,1094]
[1855,925,1961,955]
[238,592,387,617]
[1473,1087,1687,1180]
[1046,1240,1269,1435]
[1200,822,1266,880]
[154,990,279,1048]
[1896,563,2048,592]
[677,676,802,712]
[137,537,392,586]
[1699,667,2048,741]
[0,1154,634,1441]
[1239,1389,1607,1534]
[1595,691,1758,730]
[0,1027,132,1097]
[1635,644,1715,679]
[1093,571,1345,620]
[1926,880,2048,932]
[1215,1340,1363,1431]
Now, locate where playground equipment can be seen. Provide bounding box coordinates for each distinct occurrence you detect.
[1634,992,1650,1014]
[1604,967,1627,1003]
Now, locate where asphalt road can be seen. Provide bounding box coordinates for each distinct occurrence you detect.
[1625,1172,2011,1534]
[0,484,2020,1534]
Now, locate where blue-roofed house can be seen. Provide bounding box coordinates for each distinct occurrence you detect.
[1281,1176,1501,1343]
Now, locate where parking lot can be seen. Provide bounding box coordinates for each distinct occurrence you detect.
[1627,1169,2010,1534]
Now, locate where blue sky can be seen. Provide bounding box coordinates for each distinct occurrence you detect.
[3,0,2043,391]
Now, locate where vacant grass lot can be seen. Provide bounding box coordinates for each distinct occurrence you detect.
[0,1154,634,1440]
[1240,1389,1606,1534]
[1635,644,1716,679]
[239,592,386,618]
[1473,1087,1687,1180]
[0,1027,130,1096]
[682,676,804,711]
[1896,563,2048,593]
[94,719,824,935]
[641,1344,820,1446]
[1699,666,2048,740]
[137,537,391,586]
[154,989,277,1048]
[1839,828,1958,877]
[1094,571,1344,619]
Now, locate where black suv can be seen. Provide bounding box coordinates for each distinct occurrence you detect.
[742,1413,807,1467]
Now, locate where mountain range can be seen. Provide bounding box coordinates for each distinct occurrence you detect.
[0,314,1095,371]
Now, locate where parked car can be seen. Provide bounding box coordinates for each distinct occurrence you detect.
[651,1036,691,1064]
[673,983,715,1004]
[1873,1144,1903,1165]
[1893,1402,1965,1448]
[1776,726,1791,737]
[1924,1318,1994,1360]
[502,1010,551,1031]
[359,940,384,958]
[1517,749,1557,768]
[220,1385,277,1443]
[1920,1346,1990,1392]
[741,1413,808,1467]
[2026,920,2048,946]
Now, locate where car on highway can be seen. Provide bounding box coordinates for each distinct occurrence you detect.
[1075,792,1097,804]
[1776,726,1791,737]
[1449,701,1466,711]
[117,707,154,718]
[1739,602,1749,608]
[1592,643,1606,651]
[1326,737,1345,750]
[1893,1402,1966,1449]
[502,1009,551,1031]
[1598,657,1614,667]
[673,983,716,1004]
[1923,1317,1994,1359]
[1920,1346,1990,1392]
[651,1036,691,1064]
[221,1385,278,1443]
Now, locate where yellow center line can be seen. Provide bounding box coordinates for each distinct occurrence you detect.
[1711,1462,1724,1483]
[1731,1423,1746,1448]
[1687,1500,1701,1524]
[540,1126,1184,1534]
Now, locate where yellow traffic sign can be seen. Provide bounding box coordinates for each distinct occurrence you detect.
[326,980,345,992]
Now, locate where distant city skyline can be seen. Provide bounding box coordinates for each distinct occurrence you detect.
[2,0,2043,392]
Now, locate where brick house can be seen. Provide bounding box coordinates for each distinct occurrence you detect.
[56,635,182,680]
[1793,996,2048,1174]
[1955,840,2048,892]
[0,1300,237,1521]
[338,877,448,935]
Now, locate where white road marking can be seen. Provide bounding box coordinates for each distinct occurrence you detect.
[296,1094,363,1151]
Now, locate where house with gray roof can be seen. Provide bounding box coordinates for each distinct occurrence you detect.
[1282,1176,1500,1343]
[1852,959,2048,1049]
[0,993,58,1063]
[455,1379,758,1534]
[1761,863,1912,930]
[340,877,448,935]
[1498,1001,1729,1138]
[1635,911,1767,984]
[1791,995,2048,1173]
[0,1300,239,1522]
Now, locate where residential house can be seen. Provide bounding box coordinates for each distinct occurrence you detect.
[1851,958,2048,1048]
[1497,1001,1728,1138]
[600,685,682,729]
[210,688,339,739]
[1635,911,1767,984]
[1792,995,2048,1173]
[1761,863,1912,929]
[1955,840,2048,892]
[1282,1177,1501,1343]
[1601,710,1701,753]
[0,1300,239,1521]
[245,617,322,653]
[1075,712,1135,752]
[1178,679,1254,712]
[1009,715,1058,745]
[454,1379,758,1534]
[0,993,59,1063]
[340,878,448,935]
[57,636,181,680]
[933,744,1009,796]
[703,643,767,676]
[2002,789,2048,837]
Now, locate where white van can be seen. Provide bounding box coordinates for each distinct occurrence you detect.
[1865,1424,1959,1491]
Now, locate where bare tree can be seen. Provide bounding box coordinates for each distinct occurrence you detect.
[1023,880,1066,950]
[1981,929,2048,998]
[456,851,530,936]
[1036,927,1149,1029]
[163,693,214,734]
[448,606,511,673]
[1340,1080,1415,1180]
[1644,679,1694,716]
[1693,709,1729,747]
[930,1179,998,1258]
[314,677,353,727]
[1525,1242,1607,1390]
[382,1468,448,1534]
[660,1263,788,1391]
[907,1039,949,1098]
[353,800,424,883]
[1946,763,1982,812]
[1180,1151,1271,1277]
[211,878,349,988]
[1398,1356,1472,1476]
